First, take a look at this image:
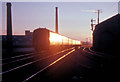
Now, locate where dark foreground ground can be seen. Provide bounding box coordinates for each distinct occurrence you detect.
[2,47,120,82]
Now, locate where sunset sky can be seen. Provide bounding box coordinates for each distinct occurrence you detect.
[1,2,118,41]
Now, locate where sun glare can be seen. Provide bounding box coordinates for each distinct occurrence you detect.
[49,32,81,45]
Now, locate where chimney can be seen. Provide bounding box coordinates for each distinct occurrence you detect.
[6,2,13,55]
[55,7,58,33]
[7,2,12,37]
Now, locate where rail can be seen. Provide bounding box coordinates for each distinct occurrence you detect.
[23,49,75,82]
[1,47,75,75]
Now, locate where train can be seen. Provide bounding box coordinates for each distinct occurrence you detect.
[33,28,82,52]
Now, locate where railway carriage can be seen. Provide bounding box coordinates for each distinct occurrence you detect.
[33,28,81,52]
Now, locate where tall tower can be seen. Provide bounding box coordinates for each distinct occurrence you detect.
[6,2,13,55]
[55,7,58,33]
[7,2,12,37]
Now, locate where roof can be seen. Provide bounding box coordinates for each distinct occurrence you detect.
[96,13,120,27]
[94,13,120,34]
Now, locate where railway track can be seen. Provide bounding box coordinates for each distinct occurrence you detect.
[1,47,76,82]
[82,47,105,62]
[2,46,120,82]
[82,47,120,81]
[21,47,101,82]
[83,47,120,61]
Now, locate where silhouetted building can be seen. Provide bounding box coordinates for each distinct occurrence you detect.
[2,34,33,55]
[93,14,120,55]
[25,30,33,36]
